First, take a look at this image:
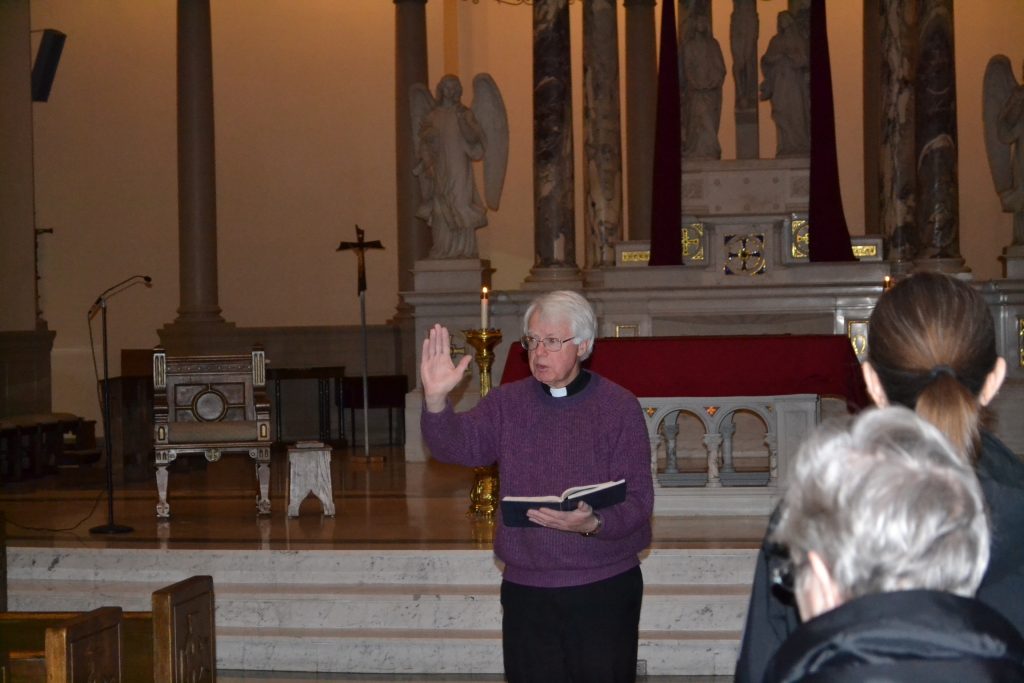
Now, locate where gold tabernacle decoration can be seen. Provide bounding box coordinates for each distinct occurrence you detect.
[464,327,502,517]
[1018,318,1024,368]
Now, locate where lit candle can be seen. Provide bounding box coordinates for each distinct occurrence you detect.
[481,286,489,330]
[883,275,893,291]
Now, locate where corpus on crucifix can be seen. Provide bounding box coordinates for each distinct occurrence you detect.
[337,225,386,459]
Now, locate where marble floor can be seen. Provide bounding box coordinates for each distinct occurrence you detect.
[1,443,763,681]
[0,444,769,552]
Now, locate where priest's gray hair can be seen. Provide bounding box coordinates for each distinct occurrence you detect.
[771,406,990,603]
[523,290,597,360]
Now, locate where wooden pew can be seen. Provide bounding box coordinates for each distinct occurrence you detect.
[3,607,128,682]
[153,575,217,682]
[0,575,215,682]
[2,510,7,612]
[45,606,125,682]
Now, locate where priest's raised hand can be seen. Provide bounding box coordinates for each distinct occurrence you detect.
[420,323,473,414]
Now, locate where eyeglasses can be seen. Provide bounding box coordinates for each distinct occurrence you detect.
[520,335,576,352]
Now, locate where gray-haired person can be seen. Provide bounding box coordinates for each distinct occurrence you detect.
[762,407,1024,682]
[421,290,654,682]
[736,272,1024,682]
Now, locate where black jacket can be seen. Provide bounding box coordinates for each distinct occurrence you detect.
[762,590,1024,682]
[734,430,1024,683]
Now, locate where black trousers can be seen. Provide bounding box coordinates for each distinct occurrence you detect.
[501,566,643,683]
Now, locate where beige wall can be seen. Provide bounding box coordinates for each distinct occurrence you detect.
[23,0,1024,426]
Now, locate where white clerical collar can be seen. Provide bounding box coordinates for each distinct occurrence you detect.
[544,370,590,398]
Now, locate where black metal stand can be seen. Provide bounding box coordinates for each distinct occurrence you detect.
[90,300,133,535]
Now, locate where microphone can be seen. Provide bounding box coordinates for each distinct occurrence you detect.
[88,274,152,319]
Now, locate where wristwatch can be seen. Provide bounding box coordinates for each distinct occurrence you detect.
[580,512,603,537]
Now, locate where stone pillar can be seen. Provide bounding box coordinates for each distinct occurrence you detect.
[913,0,964,271]
[876,0,916,267]
[731,0,759,159]
[583,0,623,268]
[527,0,579,286]
[395,0,430,293]
[0,0,37,332]
[0,1,56,415]
[174,0,225,325]
[624,0,656,242]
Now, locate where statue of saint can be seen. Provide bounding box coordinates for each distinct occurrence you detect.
[410,74,508,259]
[760,10,811,157]
[730,0,759,111]
[984,55,1024,245]
[681,15,726,160]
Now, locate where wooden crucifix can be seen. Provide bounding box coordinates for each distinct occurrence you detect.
[337,225,385,294]
[337,225,386,460]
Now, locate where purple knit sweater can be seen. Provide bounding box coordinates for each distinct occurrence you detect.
[421,373,654,588]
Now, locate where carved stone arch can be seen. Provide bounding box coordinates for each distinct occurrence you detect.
[710,404,774,486]
[655,407,710,487]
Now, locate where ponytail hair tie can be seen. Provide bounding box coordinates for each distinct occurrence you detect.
[927,365,957,384]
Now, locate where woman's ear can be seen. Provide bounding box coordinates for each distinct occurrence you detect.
[861,362,889,407]
[979,357,1007,407]
[795,551,843,621]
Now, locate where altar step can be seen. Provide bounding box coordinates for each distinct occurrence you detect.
[6,547,755,677]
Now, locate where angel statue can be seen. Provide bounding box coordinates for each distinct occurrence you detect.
[411,74,509,259]
[984,55,1024,246]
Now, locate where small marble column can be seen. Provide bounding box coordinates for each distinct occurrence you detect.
[395,0,430,293]
[877,0,916,266]
[174,0,225,324]
[583,0,623,268]
[527,0,580,286]
[913,0,964,271]
[624,0,656,242]
[731,0,759,159]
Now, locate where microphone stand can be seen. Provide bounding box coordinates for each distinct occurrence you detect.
[89,280,146,535]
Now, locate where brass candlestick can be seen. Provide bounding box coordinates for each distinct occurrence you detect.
[464,328,502,517]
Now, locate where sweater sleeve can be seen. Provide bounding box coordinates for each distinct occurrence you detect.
[420,387,503,468]
[592,388,654,542]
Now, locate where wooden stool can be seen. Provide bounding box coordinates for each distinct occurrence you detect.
[287,442,335,517]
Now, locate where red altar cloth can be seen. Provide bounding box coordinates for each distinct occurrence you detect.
[500,335,869,410]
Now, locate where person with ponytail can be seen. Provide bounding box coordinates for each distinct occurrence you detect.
[735,272,1024,683]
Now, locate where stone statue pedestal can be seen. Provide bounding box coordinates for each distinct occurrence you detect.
[412,258,493,293]
[404,258,494,463]
[1002,245,1024,279]
[522,265,583,290]
[680,157,809,216]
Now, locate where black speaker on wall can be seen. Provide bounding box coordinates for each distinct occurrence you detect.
[32,29,66,102]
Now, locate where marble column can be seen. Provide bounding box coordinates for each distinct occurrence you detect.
[395,0,430,293]
[731,0,759,159]
[0,0,36,332]
[624,0,656,241]
[583,0,623,268]
[913,0,964,271]
[0,0,56,415]
[173,0,225,324]
[527,0,579,285]
[876,0,916,266]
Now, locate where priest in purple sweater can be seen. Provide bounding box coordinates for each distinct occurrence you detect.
[421,290,654,683]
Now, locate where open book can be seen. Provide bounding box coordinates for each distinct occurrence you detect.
[500,479,626,528]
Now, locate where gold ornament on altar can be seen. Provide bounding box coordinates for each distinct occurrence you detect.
[463,326,503,517]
